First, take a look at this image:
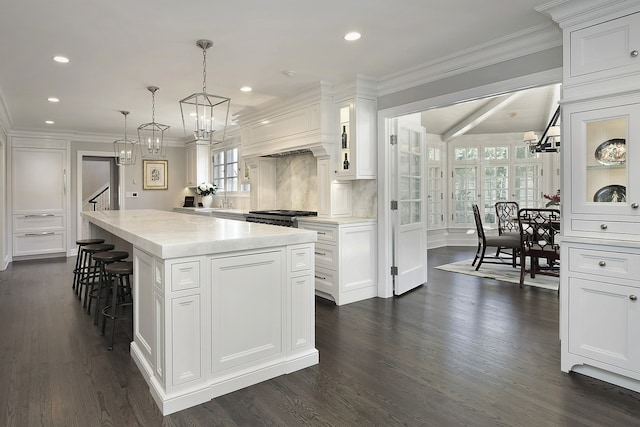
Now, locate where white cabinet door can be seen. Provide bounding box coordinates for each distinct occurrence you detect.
[569,12,640,82]
[12,147,66,213]
[564,97,640,240]
[568,277,640,373]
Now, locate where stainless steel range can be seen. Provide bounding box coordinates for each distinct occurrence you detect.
[244,210,317,227]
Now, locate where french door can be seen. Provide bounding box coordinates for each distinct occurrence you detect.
[391,119,428,296]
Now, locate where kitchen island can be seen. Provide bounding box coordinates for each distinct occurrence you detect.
[81,209,318,415]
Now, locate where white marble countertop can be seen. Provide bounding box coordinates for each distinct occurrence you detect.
[82,209,316,259]
[174,207,248,215]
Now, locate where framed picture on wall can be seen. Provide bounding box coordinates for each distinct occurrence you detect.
[143,159,168,190]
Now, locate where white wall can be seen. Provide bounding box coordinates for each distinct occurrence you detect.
[82,157,111,200]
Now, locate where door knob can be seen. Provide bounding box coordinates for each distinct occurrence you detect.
[598,261,606,267]
[632,203,639,209]
[631,50,639,57]
[630,295,638,301]
[600,224,608,230]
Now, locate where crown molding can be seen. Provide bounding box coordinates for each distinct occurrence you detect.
[537,0,640,28]
[377,23,562,96]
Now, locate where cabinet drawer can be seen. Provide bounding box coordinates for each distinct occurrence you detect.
[13,213,64,232]
[568,247,640,280]
[13,231,65,256]
[171,261,200,292]
[314,243,337,269]
[298,223,337,243]
[314,266,336,295]
[289,245,312,272]
[571,219,640,237]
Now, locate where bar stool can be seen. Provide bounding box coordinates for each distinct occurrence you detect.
[77,243,115,306]
[72,238,105,294]
[87,250,129,325]
[102,261,133,351]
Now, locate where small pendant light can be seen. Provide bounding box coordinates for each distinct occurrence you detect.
[113,110,137,166]
[138,86,170,158]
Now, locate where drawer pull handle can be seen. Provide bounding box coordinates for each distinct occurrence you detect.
[314,275,327,280]
[632,203,639,209]
[25,232,55,236]
[25,213,55,218]
[600,224,608,230]
[315,252,326,256]
[598,261,606,267]
[630,295,638,301]
[632,50,639,57]
[317,231,327,235]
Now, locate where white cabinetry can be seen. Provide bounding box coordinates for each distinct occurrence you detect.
[185,141,210,187]
[335,86,377,180]
[565,11,640,99]
[563,95,640,240]
[541,0,640,394]
[562,243,640,389]
[11,137,68,257]
[298,218,377,305]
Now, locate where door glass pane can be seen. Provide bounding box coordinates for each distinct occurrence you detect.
[585,117,627,204]
[514,164,541,208]
[453,166,478,224]
[483,165,508,224]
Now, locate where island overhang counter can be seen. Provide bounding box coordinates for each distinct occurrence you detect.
[81,209,319,415]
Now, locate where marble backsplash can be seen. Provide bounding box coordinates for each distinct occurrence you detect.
[276,153,318,211]
[274,152,377,218]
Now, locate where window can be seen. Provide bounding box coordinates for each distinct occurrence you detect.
[212,147,249,193]
[450,141,543,227]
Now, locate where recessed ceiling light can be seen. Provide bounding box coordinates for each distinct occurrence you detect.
[48,97,59,103]
[240,86,252,92]
[53,56,69,63]
[45,120,54,124]
[344,32,361,41]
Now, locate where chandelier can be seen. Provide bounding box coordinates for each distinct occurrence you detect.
[179,39,231,145]
[113,110,137,166]
[138,86,169,158]
[523,106,560,153]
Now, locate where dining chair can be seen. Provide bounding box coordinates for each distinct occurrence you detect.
[517,208,561,289]
[495,201,520,260]
[471,204,520,271]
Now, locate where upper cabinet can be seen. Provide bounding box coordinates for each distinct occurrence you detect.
[185,141,210,187]
[561,7,640,100]
[335,95,377,180]
[564,95,640,240]
[334,77,377,180]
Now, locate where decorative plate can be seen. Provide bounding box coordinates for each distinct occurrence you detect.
[593,185,626,203]
[595,138,626,165]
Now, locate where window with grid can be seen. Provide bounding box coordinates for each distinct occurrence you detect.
[426,146,444,228]
[451,143,543,227]
[212,147,249,193]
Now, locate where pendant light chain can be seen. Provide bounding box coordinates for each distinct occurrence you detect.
[202,46,207,93]
[151,88,156,123]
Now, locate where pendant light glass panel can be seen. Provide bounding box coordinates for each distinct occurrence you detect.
[114,110,137,166]
[139,86,169,158]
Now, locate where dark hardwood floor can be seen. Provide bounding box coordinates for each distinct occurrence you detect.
[1,246,640,426]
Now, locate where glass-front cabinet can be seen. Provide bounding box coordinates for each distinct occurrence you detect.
[565,95,640,240]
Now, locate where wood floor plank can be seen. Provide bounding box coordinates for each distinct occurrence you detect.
[1,247,640,426]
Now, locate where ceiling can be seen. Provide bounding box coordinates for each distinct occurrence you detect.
[0,0,557,139]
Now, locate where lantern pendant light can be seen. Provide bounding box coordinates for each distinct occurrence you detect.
[113,110,137,166]
[138,86,170,158]
[179,39,231,145]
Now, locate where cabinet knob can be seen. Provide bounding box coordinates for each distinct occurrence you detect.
[598,261,606,267]
[630,295,638,301]
[632,203,639,209]
[600,224,608,230]
[631,50,639,57]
